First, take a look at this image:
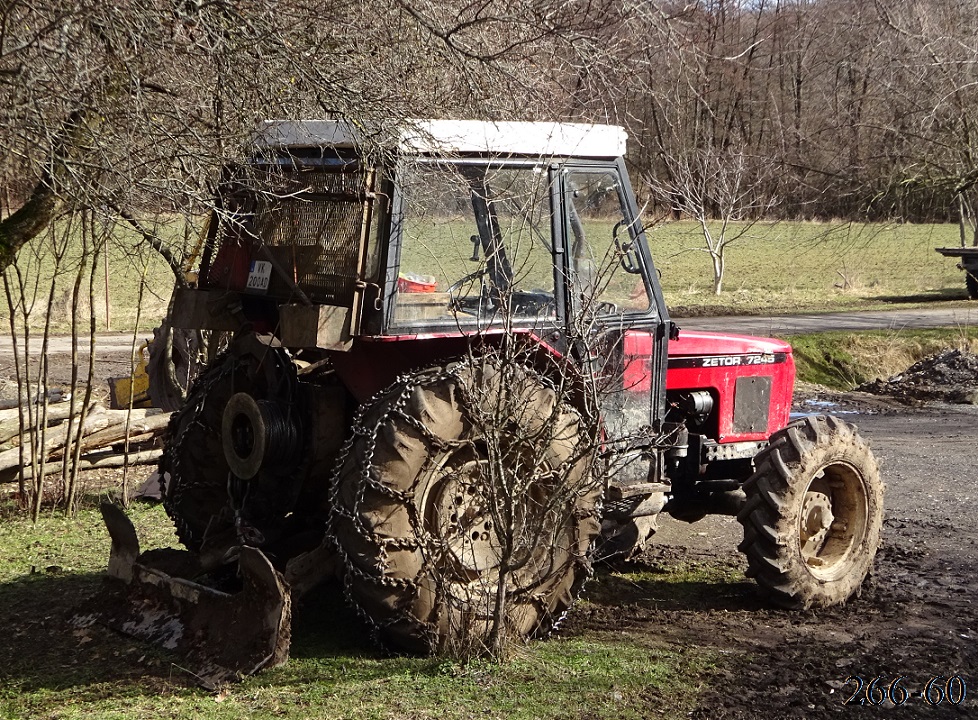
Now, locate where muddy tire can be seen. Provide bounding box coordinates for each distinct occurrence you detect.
[147,322,230,412]
[737,415,883,609]
[330,360,602,654]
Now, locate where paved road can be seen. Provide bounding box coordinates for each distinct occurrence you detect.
[0,305,975,356]
[676,304,978,336]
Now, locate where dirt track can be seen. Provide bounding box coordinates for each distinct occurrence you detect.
[576,391,977,718]
[678,304,978,336]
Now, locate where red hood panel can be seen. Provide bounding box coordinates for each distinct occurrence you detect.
[622,327,795,444]
[666,329,792,357]
[621,328,792,359]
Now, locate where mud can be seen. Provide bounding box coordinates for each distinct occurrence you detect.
[575,393,978,718]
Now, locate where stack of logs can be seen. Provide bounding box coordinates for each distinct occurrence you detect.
[0,391,171,484]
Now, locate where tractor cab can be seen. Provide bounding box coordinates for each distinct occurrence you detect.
[177,120,673,426]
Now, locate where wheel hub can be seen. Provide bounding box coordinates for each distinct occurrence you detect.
[800,490,835,565]
[430,459,502,578]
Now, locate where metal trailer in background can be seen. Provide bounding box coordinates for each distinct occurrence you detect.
[936,246,978,299]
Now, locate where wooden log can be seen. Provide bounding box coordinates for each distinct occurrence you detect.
[49,412,171,460]
[0,410,114,473]
[0,448,162,482]
[0,402,97,447]
[83,448,162,469]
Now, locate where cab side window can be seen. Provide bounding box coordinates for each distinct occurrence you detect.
[564,169,651,318]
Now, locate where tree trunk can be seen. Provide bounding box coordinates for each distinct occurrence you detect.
[0,110,85,271]
[0,172,60,270]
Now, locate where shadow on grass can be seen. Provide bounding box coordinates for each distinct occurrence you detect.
[874,289,972,304]
[0,571,188,697]
[584,560,764,614]
[0,568,400,697]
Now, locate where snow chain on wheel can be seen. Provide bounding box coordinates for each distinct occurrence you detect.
[329,359,602,655]
[737,415,884,609]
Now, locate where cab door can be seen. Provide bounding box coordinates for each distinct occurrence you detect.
[557,161,671,482]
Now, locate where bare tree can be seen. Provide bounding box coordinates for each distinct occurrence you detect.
[645,148,779,295]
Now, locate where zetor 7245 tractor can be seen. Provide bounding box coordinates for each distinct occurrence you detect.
[100,120,883,682]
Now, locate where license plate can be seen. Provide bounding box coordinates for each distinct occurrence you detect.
[246,260,272,292]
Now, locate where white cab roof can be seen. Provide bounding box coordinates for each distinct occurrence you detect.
[256,119,627,158]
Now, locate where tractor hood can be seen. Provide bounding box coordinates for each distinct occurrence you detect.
[621,327,795,443]
[666,329,792,358]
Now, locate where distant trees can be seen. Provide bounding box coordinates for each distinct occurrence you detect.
[2,0,978,283]
[612,0,978,224]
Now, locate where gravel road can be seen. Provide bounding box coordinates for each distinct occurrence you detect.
[678,305,978,336]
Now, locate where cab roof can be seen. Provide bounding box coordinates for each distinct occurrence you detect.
[254,119,627,159]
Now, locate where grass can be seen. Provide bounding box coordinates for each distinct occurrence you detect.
[789,327,978,389]
[0,502,722,720]
[586,555,751,613]
[650,220,969,315]
[2,218,972,334]
[0,217,182,334]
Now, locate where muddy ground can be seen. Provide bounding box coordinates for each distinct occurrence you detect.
[574,388,978,719]
[3,349,977,718]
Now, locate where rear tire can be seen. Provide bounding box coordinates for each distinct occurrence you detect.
[147,322,229,412]
[737,415,883,609]
[330,360,602,654]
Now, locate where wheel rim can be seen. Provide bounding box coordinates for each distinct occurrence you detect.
[420,445,569,592]
[426,452,503,580]
[798,460,869,581]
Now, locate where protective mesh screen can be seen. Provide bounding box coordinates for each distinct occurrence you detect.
[249,168,369,304]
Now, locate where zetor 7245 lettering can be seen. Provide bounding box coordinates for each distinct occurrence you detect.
[94,120,883,686]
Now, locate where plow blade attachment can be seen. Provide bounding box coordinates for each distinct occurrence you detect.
[81,503,292,688]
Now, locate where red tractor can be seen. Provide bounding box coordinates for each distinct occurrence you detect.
[98,120,883,684]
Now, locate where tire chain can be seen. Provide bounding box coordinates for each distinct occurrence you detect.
[328,360,601,651]
[160,342,301,551]
[160,348,238,548]
[328,365,461,650]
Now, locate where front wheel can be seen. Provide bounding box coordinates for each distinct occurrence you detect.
[737,415,883,609]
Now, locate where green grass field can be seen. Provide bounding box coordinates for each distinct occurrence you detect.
[649,220,967,314]
[0,218,182,334]
[790,327,978,389]
[1,219,970,333]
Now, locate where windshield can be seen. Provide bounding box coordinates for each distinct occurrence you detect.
[392,161,557,328]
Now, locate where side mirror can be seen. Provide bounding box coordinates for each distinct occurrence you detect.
[613,221,642,274]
